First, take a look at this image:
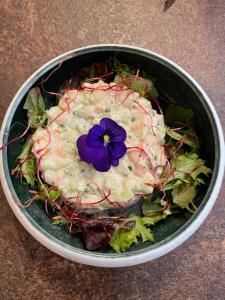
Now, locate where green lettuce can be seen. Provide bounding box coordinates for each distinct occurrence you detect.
[170,153,211,181]
[142,197,164,216]
[166,127,199,151]
[51,215,67,225]
[165,104,193,125]
[36,188,61,202]
[113,58,159,98]
[17,139,36,187]
[24,87,46,129]
[162,153,211,211]
[172,183,197,211]
[113,57,136,75]
[109,214,167,253]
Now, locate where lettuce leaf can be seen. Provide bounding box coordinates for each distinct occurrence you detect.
[142,197,164,216]
[172,183,196,211]
[24,87,46,129]
[114,73,159,98]
[36,188,61,202]
[162,153,211,211]
[165,104,193,125]
[52,215,67,225]
[109,214,167,253]
[113,58,159,98]
[113,57,136,75]
[172,153,211,177]
[166,127,199,151]
[16,139,36,187]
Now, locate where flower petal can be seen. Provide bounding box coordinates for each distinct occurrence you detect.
[108,142,127,160]
[112,159,119,166]
[77,118,127,172]
[100,118,126,142]
[86,125,104,148]
[77,135,111,171]
[92,147,111,172]
[77,134,97,163]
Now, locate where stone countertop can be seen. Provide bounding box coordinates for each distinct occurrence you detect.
[0,1,225,299]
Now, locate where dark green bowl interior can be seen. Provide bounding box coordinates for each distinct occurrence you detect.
[3,46,218,254]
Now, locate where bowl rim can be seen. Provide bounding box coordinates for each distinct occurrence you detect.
[0,44,224,267]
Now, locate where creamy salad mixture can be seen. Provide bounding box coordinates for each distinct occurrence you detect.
[32,81,166,209]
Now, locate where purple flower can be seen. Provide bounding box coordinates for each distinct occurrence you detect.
[77,118,127,172]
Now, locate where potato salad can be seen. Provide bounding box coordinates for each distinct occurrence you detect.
[32,81,166,209]
[12,59,210,252]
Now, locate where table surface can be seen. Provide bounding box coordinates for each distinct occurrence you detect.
[0,1,225,299]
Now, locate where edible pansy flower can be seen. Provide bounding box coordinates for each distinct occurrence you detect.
[77,118,127,172]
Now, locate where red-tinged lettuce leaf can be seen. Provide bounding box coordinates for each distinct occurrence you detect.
[23,87,47,129]
[81,223,111,250]
[79,219,118,250]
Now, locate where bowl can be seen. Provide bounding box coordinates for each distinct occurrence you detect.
[0,45,224,267]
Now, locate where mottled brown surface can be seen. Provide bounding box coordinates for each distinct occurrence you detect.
[0,0,225,299]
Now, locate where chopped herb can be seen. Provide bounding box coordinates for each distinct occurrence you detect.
[128,165,133,171]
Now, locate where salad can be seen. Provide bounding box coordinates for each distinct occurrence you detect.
[9,59,211,252]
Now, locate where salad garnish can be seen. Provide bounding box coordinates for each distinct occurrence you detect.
[77,117,127,172]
